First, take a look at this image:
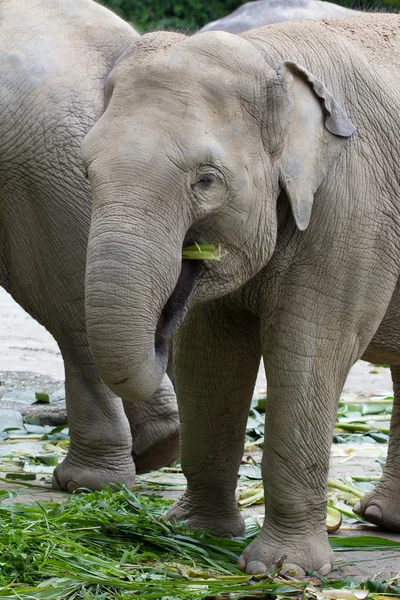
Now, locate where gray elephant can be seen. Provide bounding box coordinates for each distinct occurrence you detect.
[199,0,355,33]
[82,14,400,575]
[0,0,180,491]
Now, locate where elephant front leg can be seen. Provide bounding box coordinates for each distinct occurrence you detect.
[52,340,136,492]
[239,320,357,576]
[164,301,261,537]
[354,364,400,531]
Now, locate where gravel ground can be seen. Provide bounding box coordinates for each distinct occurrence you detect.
[0,371,66,425]
[0,371,63,399]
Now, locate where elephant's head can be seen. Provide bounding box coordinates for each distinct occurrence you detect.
[82,31,355,402]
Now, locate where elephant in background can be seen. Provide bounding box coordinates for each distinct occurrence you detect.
[82,14,400,575]
[0,0,180,491]
[199,0,356,33]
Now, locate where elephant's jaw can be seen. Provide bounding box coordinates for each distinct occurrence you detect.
[155,258,202,360]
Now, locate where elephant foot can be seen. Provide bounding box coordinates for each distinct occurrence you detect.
[164,491,246,537]
[239,528,334,576]
[52,453,136,492]
[353,481,400,532]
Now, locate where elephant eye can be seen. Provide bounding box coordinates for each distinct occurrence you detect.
[192,167,224,192]
[197,174,216,188]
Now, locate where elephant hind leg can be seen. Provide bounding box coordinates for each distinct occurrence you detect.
[354,364,400,531]
[123,374,180,474]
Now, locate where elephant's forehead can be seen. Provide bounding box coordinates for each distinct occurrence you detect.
[179,31,265,70]
[138,57,234,93]
[130,32,264,98]
[113,65,241,125]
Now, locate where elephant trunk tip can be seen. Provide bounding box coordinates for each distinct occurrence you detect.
[106,370,163,403]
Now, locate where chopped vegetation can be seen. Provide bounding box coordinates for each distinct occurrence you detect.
[244,393,393,448]
[182,242,223,260]
[326,506,342,532]
[0,486,399,599]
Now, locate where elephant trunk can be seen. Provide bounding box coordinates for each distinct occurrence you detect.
[85,197,196,403]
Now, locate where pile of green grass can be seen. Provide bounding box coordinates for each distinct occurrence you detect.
[1,486,400,599]
[1,487,243,598]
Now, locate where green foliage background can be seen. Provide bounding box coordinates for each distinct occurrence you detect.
[99,0,247,31]
[100,0,400,32]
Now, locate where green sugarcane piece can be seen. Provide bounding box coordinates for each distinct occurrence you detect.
[334,422,390,434]
[328,503,365,521]
[5,472,36,481]
[182,242,222,260]
[238,488,264,507]
[352,397,392,403]
[339,415,391,423]
[328,479,364,499]
[239,485,262,499]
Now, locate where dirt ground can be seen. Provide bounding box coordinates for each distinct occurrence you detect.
[1,287,399,581]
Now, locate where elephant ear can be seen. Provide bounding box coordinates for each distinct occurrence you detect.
[268,61,356,231]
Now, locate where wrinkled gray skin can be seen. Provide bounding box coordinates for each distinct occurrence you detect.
[0,0,180,491]
[83,15,400,575]
[199,0,356,33]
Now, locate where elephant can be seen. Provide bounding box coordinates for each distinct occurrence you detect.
[0,0,181,491]
[199,0,356,34]
[81,14,400,575]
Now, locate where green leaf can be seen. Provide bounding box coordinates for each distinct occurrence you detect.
[329,535,400,551]
[24,424,47,434]
[34,392,51,403]
[0,409,24,432]
[49,388,66,403]
[238,464,262,479]
[5,472,36,481]
[37,452,59,466]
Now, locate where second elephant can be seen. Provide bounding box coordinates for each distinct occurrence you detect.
[199,0,356,33]
[0,0,180,490]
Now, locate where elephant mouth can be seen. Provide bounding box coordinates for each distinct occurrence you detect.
[155,251,202,357]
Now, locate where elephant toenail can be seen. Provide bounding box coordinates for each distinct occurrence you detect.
[318,562,333,576]
[238,556,246,570]
[353,501,361,514]
[67,480,80,492]
[280,563,306,577]
[246,560,268,575]
[365,505,383,520]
